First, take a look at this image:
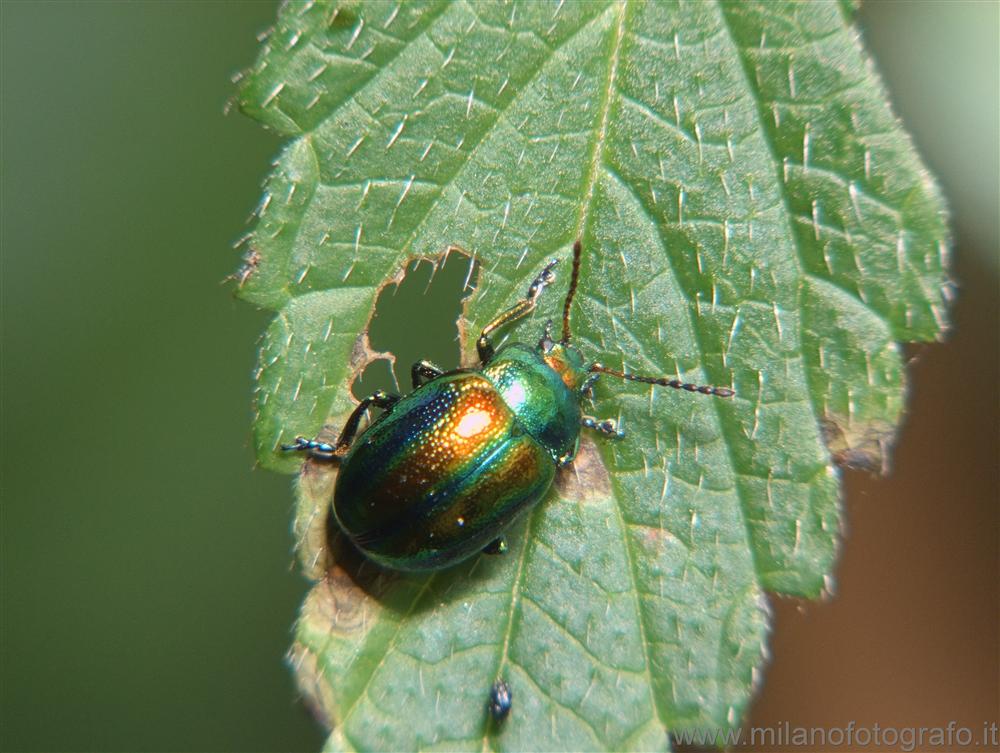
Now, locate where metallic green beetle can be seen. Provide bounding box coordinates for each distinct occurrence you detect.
[283,240,734,570]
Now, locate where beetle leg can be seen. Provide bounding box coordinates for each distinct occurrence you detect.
[282,390,400,461]
[482,537,508,555]
[537,319,556,352]
[411,360,445,388]
[579,372,600,398]
[280,436,339,460]
[477,259,559,364]
[582,415,625,439]
[333,390,400,451]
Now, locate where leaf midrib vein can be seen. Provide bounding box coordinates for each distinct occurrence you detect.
[574,0,674,743]
[480,505,536,753]
[574,1,627,239]
[397,0,617,286]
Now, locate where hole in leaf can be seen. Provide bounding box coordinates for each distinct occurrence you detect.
[352,250,478,401]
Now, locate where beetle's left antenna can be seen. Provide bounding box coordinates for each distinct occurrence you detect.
[561,238,583,343]
[589,364,735,398]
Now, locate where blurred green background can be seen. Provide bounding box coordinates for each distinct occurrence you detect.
[2,2,996,752]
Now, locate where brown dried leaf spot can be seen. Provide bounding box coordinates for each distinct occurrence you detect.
[556,435,612,502]
[820,414,896,474]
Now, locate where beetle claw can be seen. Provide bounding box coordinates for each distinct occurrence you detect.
[280,436,309,452]
[582,416,625,439]
[281,436,339,459]
[528,259,559,300]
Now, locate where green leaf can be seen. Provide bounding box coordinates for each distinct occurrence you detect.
[235,1,948,750]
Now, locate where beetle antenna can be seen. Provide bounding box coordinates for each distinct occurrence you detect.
[561,238,583,343]
[589,364,735,398]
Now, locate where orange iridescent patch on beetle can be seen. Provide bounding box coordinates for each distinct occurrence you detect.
[359,375,516,509]
[421,377,509,472]
[422,431,554,545]
[543,351,578,389]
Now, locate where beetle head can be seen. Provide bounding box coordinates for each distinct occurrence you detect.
[539,336,589,391]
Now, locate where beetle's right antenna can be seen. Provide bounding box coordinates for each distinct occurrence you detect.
[589,364,735,398]
[561,238,583,343]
